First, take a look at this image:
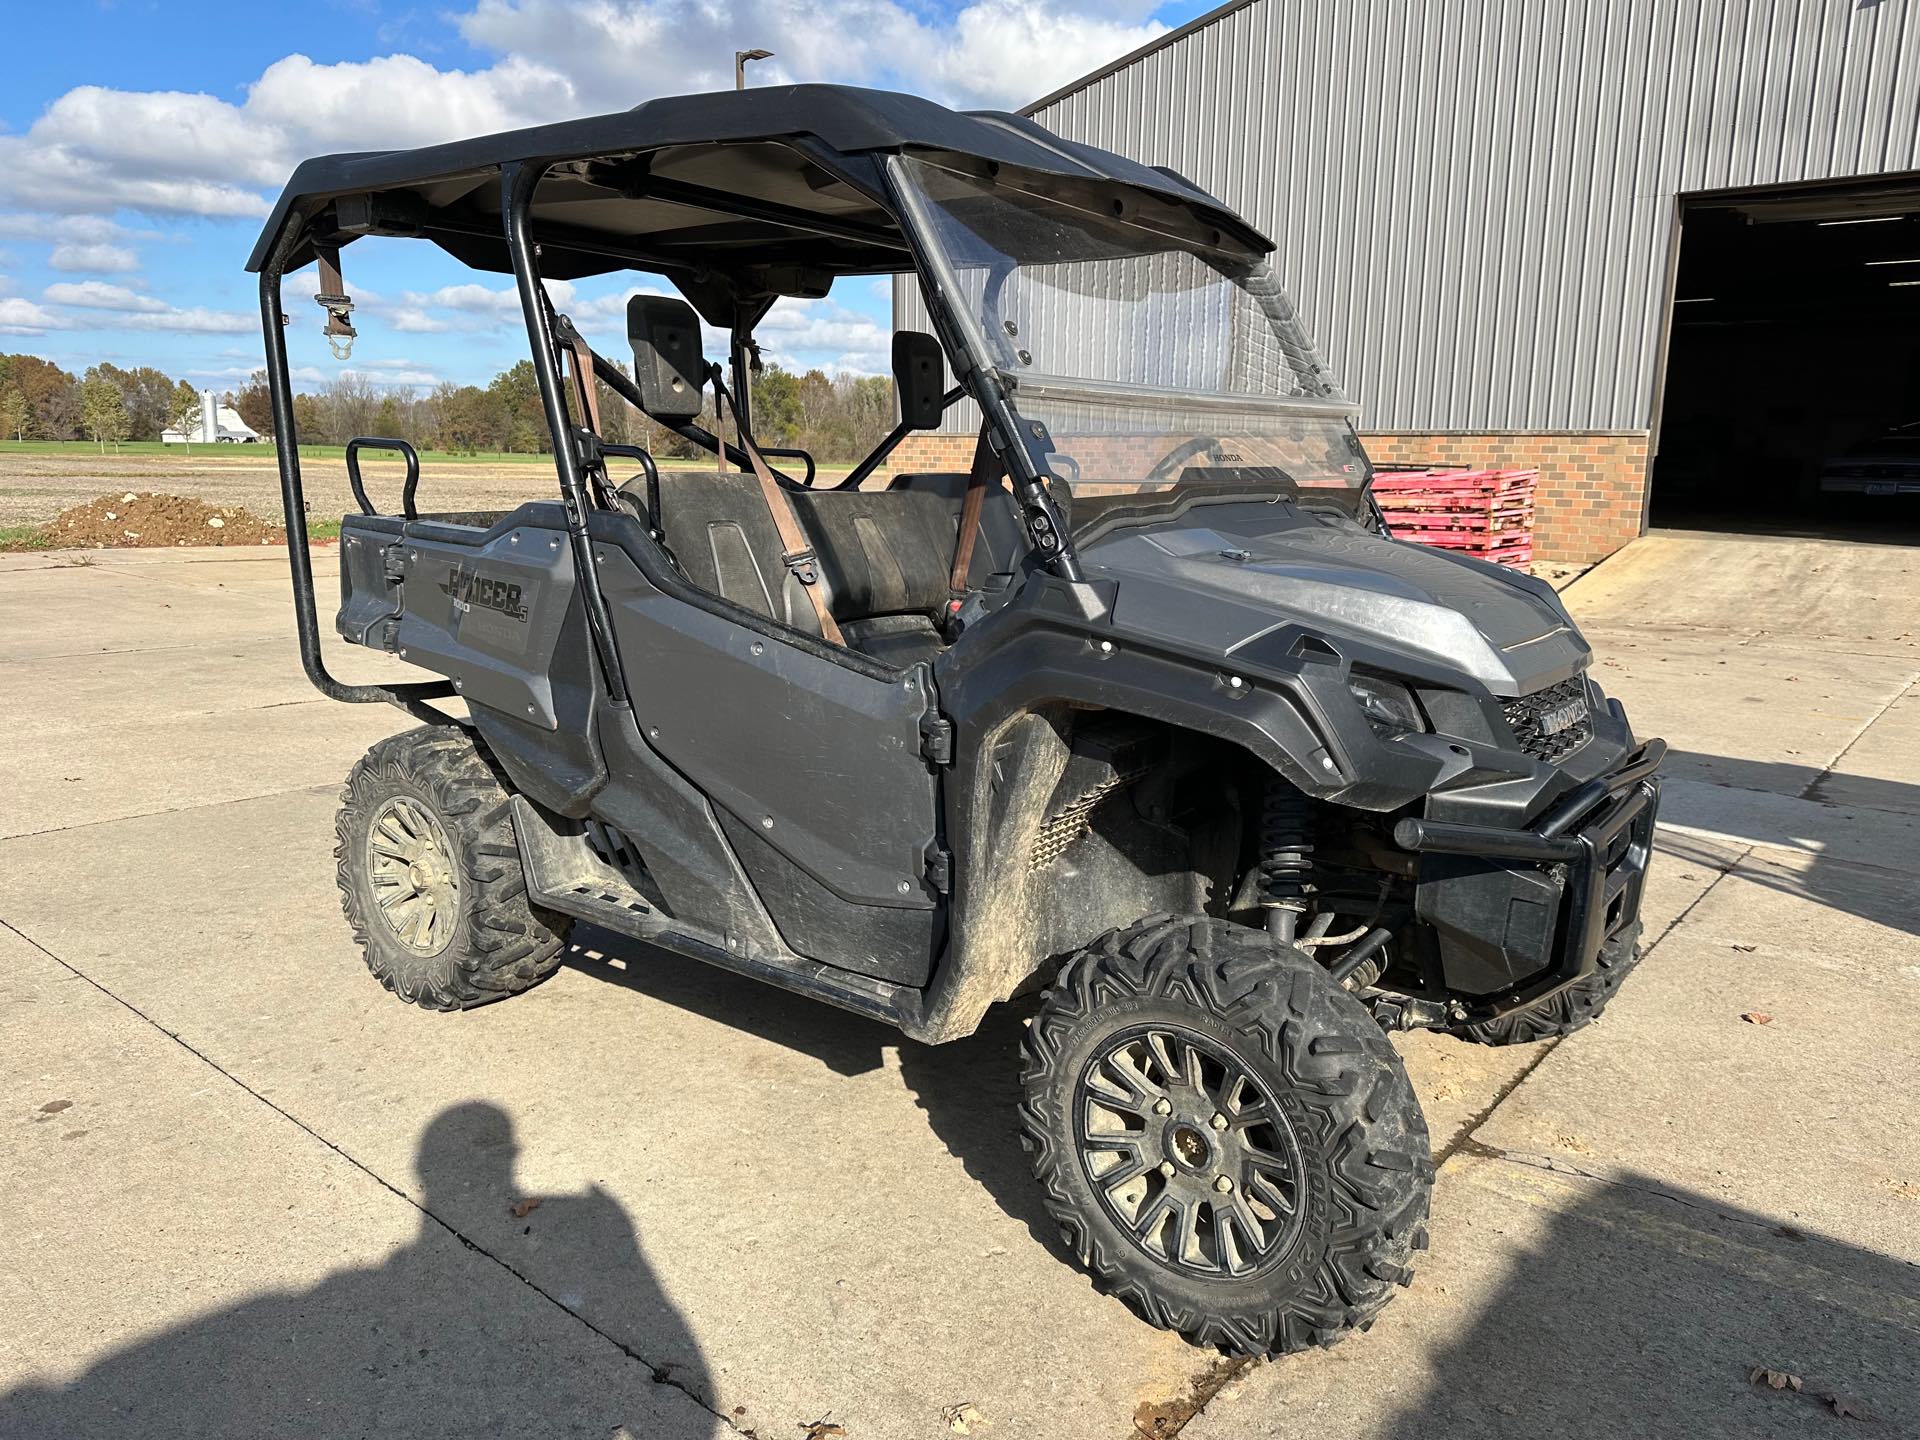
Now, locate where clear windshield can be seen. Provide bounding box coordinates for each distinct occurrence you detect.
[891,155,1370,515]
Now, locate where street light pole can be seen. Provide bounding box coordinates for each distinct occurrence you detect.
[734,48,773,89]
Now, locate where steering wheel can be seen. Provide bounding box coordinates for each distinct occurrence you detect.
[1143,435,1222,486]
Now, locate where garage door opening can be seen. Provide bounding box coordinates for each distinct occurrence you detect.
[1651,179,1920,540]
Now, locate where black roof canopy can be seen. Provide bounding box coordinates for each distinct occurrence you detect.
[246,83,1270,289]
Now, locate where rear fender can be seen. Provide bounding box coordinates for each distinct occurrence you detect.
[335,505,607,814]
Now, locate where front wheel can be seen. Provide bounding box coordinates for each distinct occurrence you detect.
[1019,916,1431,1354]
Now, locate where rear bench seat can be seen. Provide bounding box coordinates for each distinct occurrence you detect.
[618,470,1024,667]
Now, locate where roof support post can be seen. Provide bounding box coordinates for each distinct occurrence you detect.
[502,160,631,709]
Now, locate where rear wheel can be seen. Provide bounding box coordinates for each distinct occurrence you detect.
[1453,921,1644,1046]
[336,725,571,1010]
[1020,915,1431,1354]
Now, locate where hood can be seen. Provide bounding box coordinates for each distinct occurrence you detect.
[1081,503,1588,695]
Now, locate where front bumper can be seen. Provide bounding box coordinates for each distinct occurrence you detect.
[1394,738,1665,1018]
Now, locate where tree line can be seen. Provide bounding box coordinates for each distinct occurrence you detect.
[2,351,901,464]
[230,360,899,464]
[0,354,200,448]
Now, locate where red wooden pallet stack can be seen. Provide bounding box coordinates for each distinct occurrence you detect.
[1371,467,1538,568]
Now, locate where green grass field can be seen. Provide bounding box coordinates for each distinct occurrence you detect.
[0,523,57,550]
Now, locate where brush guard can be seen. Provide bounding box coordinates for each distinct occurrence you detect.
[1394,739,1665,1017]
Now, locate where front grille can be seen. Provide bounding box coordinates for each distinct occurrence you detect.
[1504,676,1594,764]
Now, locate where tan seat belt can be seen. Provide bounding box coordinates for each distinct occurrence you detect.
[948,426,1001,596]
[713,371,845,647]
[553,313,619,512]
[555,315,604,435]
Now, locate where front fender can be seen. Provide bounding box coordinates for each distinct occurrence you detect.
[934,587,1454,812]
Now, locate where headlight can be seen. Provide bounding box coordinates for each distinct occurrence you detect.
[1348,672,1426,733]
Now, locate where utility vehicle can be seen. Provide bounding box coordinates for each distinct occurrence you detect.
[251,84,1662,1355]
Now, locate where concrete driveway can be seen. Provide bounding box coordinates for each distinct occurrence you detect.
[2,530,1916,1439]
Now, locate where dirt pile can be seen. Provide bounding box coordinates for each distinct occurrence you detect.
[32,492,293,548]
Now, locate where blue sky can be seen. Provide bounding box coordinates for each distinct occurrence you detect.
[0,0,1218,394]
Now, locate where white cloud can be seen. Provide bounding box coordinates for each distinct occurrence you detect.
[36,279,255,333]
[0,214,146,244]
[43,280,168,313]
[826,351,890,377]
[0,99,277,218]
[49,242,140,273]
[0,297,60,335]
[920,1,1166,107]
[0,3,1163,221]
[0,56,569,219]
[116,307,257,334]
[389,278,576,333]
[559,283,884,370]
[191,358,442,389]
[345,360,444,387]
[190,361,329,387]
[390,308,452,334]
[756,296,890,373]
[458,0,1165,112]
[246,53,568,154]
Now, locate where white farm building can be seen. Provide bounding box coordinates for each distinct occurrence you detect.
[162,389,260,445]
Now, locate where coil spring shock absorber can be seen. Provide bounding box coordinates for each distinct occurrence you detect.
[1259,779,1314,946]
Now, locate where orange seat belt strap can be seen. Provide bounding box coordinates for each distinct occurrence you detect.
[714,374,845,647]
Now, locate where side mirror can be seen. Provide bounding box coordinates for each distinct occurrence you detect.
[892,331,946,431]
[627,295,706,422]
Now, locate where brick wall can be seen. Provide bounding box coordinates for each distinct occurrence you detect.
[890,433,978,474]
[1361,431,1649,563]
[889,428,1651,564]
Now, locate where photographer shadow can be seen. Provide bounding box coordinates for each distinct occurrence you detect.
[0,1101,718,1439]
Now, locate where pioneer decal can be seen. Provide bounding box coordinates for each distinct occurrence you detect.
[440,564,528,622]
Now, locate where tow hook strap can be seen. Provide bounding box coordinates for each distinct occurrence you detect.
[314,245,357,360]
[712,370,845,647]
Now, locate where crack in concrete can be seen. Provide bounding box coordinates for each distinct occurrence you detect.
[1123,1354,1257,1440]
[1801,673,1919,807]
[1431,1038,1566,1170]
[1,782,342,844]
[0,914,744,1436]
[0,638,291,665]
[1448,1140,1920,1270]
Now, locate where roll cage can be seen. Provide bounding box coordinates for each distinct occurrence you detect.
[248,84,1275,721]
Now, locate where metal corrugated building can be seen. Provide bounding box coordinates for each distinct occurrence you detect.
[894,0,1920,561]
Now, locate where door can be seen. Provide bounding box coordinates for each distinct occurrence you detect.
[594,543,944,983]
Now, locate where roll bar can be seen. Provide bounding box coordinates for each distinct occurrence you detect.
[257,231,457,725]
[259,144,1095,721]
